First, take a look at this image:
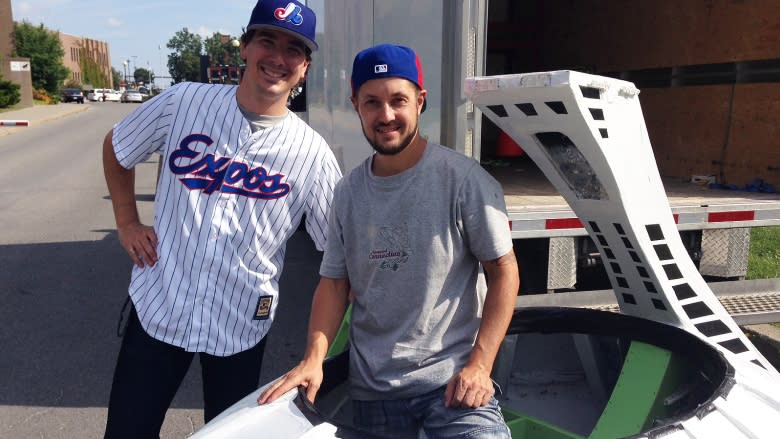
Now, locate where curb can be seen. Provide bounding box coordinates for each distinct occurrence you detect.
[36,105,90,125]
[0,105,89,137]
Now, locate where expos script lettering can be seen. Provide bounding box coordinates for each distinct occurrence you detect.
[169,133,290,199]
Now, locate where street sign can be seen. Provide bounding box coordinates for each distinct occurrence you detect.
[10,61,30,72]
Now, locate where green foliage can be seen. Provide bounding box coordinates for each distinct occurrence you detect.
[133,67,152,85]
[167,28,203,83]
[747,226,780,279]
[204,32,226,66]
[111,67,122,88]
[63,78,82,89]
[203,32,240,67]
[79,46,110,88]
[0,73,22,108]
[13,21,70,94]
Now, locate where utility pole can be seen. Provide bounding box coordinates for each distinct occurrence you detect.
[158,45,163,85]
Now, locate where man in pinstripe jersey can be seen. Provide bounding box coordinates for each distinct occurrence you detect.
[101,1,341,437]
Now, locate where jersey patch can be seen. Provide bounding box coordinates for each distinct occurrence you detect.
[254,295,273,320]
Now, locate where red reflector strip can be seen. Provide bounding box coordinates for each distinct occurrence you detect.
[673,214,679,223]
[0,120,29,126]
[708,211,755,222]
[545,218,583,229]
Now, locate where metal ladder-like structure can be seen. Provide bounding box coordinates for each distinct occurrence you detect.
[464,71,775,373]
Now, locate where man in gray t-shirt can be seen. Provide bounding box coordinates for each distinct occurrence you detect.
[260,44,519,438]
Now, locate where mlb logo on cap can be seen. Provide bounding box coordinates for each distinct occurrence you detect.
[247,0,318,52]
[351,44,426,111]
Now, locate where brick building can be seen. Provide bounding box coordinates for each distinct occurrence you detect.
[1,0,113,109]
[59,32,113,89]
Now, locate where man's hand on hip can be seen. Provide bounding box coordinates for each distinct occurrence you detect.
[118,222,158,268]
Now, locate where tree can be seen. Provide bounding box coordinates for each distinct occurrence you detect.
[204,32,226,66]
[133,67,152,85]
[203,32,241,67]
[111,67,122,88]
[167,28,202,83]
[13,21,69,95]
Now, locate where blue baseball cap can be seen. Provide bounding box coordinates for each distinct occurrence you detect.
[351,44,426,112]
[247,0,318,52]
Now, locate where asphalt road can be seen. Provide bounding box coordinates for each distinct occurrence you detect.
[0,102,322,438]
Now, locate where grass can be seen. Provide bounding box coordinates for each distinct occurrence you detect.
[747,226,780,280]
[745,226,780,330]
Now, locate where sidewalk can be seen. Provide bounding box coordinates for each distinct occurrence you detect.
[0,103,89,136]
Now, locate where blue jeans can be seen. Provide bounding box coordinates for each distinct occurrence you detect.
[352,385,510,439]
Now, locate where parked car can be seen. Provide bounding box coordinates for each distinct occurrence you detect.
[120,89,144,103]
[60,88,84,104]
[86,88,121,102]
[106,90,122,102]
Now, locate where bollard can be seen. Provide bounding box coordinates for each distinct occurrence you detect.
[0,120,30,126]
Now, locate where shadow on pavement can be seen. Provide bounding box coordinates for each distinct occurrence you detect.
[0,229,322,410]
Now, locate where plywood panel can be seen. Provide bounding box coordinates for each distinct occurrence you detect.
[640,84,780,187]
[522,0,780,73]
[725,84,780,187]
[641,86,731,181]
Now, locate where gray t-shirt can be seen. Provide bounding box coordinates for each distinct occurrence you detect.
[320,143,513,400]
[237,100,287,131]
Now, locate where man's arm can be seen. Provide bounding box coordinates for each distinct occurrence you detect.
[102,129,158,267]
[259,276,350,404]
[445,249,520,408]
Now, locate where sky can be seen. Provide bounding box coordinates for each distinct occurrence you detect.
[10,0,255,86]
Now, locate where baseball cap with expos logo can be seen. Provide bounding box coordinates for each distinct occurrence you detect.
[247,0,318,52]
[351,44,427,112]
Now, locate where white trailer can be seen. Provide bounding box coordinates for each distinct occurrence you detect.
[192,68,780,439]
[300,0,780,309]
[187,3,780,437]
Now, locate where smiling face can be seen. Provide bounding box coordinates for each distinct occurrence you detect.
[351,77,426,156]
[238,29,310,114]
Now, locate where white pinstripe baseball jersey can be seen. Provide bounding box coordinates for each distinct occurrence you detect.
[112,82,342,356]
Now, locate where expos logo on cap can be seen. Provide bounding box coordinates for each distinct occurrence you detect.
[351,44,426,112]
[247,0,318,52]
[274,2,303,25]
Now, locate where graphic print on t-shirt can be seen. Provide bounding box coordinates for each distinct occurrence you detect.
[368,225,411,271]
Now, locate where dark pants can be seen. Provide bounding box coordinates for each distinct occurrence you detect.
[103,307,266,439]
